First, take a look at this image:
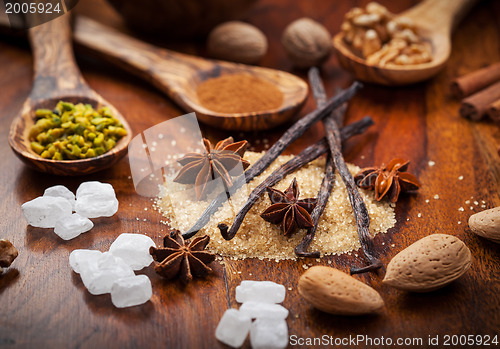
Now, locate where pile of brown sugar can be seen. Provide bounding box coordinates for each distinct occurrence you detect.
[197,74,284,114]
[155,152,396,261]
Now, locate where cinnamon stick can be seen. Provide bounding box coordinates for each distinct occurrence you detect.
[451,62,500,99]
[487,98,500,123]
[460,81,500,121]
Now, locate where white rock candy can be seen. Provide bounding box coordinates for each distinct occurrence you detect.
[76,195,118,218]
[111,275,152,308]
[75,181,119,218]
[21,196,72,228]
[81,252,135,295]
[215,309,251,348]
[235,281,286,304]
[54,213,93,240]
[250,318,288,349]
[109,233,155,270]
[76,181,115,199]
[43,185,76,210]
[69,249,102,274]
[239,301,289,320]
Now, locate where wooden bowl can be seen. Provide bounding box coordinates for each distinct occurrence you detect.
[106,0,257,39]
[8,15,132,176]
[9,96,132,176]
[175,64,309,131]
[332,0,478,85]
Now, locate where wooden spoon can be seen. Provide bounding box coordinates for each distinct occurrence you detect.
[333,0,478,85]
[72,16,308,131]
[8,14,132,176]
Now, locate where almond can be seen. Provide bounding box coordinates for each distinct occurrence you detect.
[383,234,471,292]
[469,207,500,243]
[298,266,384,315]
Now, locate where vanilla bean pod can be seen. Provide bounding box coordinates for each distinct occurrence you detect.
[307,71,381,274]
[296,68,345,258]
[182,81,363,239]
[294,157,334,258]
[218,116,374,240]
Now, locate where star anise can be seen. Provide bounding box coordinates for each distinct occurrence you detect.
[260,178,317,236]
[149,230,216,284]
[173,137,250,200]
[354,158,421,203]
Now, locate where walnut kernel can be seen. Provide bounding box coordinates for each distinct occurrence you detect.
[362,29,382,57]
[366,2,391,17]
[0,239,18,274]
[341,2,432,67]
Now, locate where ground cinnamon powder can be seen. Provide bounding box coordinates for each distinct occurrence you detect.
[197,74,284,114]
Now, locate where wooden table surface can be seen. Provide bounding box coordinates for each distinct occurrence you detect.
[1,0,499,348]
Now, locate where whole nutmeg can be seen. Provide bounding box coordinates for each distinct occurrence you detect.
[282,18,332,68]
[207,21,268,65]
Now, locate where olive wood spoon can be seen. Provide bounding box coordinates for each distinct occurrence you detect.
[333,0,478,85]
[72,16,308,131]
[8,14,132,176]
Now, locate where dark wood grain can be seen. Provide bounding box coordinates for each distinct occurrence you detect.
[0,0,499,348]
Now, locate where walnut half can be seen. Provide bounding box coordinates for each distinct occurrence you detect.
[0,239,18,274]
[341,1,432,67]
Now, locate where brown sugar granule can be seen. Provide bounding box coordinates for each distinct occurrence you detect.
[197,74,284,114]
[155,152,396,261]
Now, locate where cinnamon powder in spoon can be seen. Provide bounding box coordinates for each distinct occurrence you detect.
[197,74,283,114]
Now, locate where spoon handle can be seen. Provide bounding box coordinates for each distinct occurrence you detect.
[28,14,93,103]
[73,16,212,104]
[402,0,479,34]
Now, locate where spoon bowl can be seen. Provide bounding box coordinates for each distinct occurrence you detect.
[9,96,132,176]
[8,14,131,176]
[73,16,308,131]
[333,0,478,85]
[174,63,308,131]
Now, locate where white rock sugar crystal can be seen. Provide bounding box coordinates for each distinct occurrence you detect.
[76,181,116,199]
[54,213,93,240]
[75,181,119,218]
[81,252,135,295]
[215,309,251,348]
[111,275,152,308]
[75,192,118,218]
[21,196,72,228]
[70,234,155,308]
[235,281,286,304]
[250,318,288,349]
[109,233,155,270]
[43,185,76,210]
[69,249,102,274]
[239,301,289,319]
